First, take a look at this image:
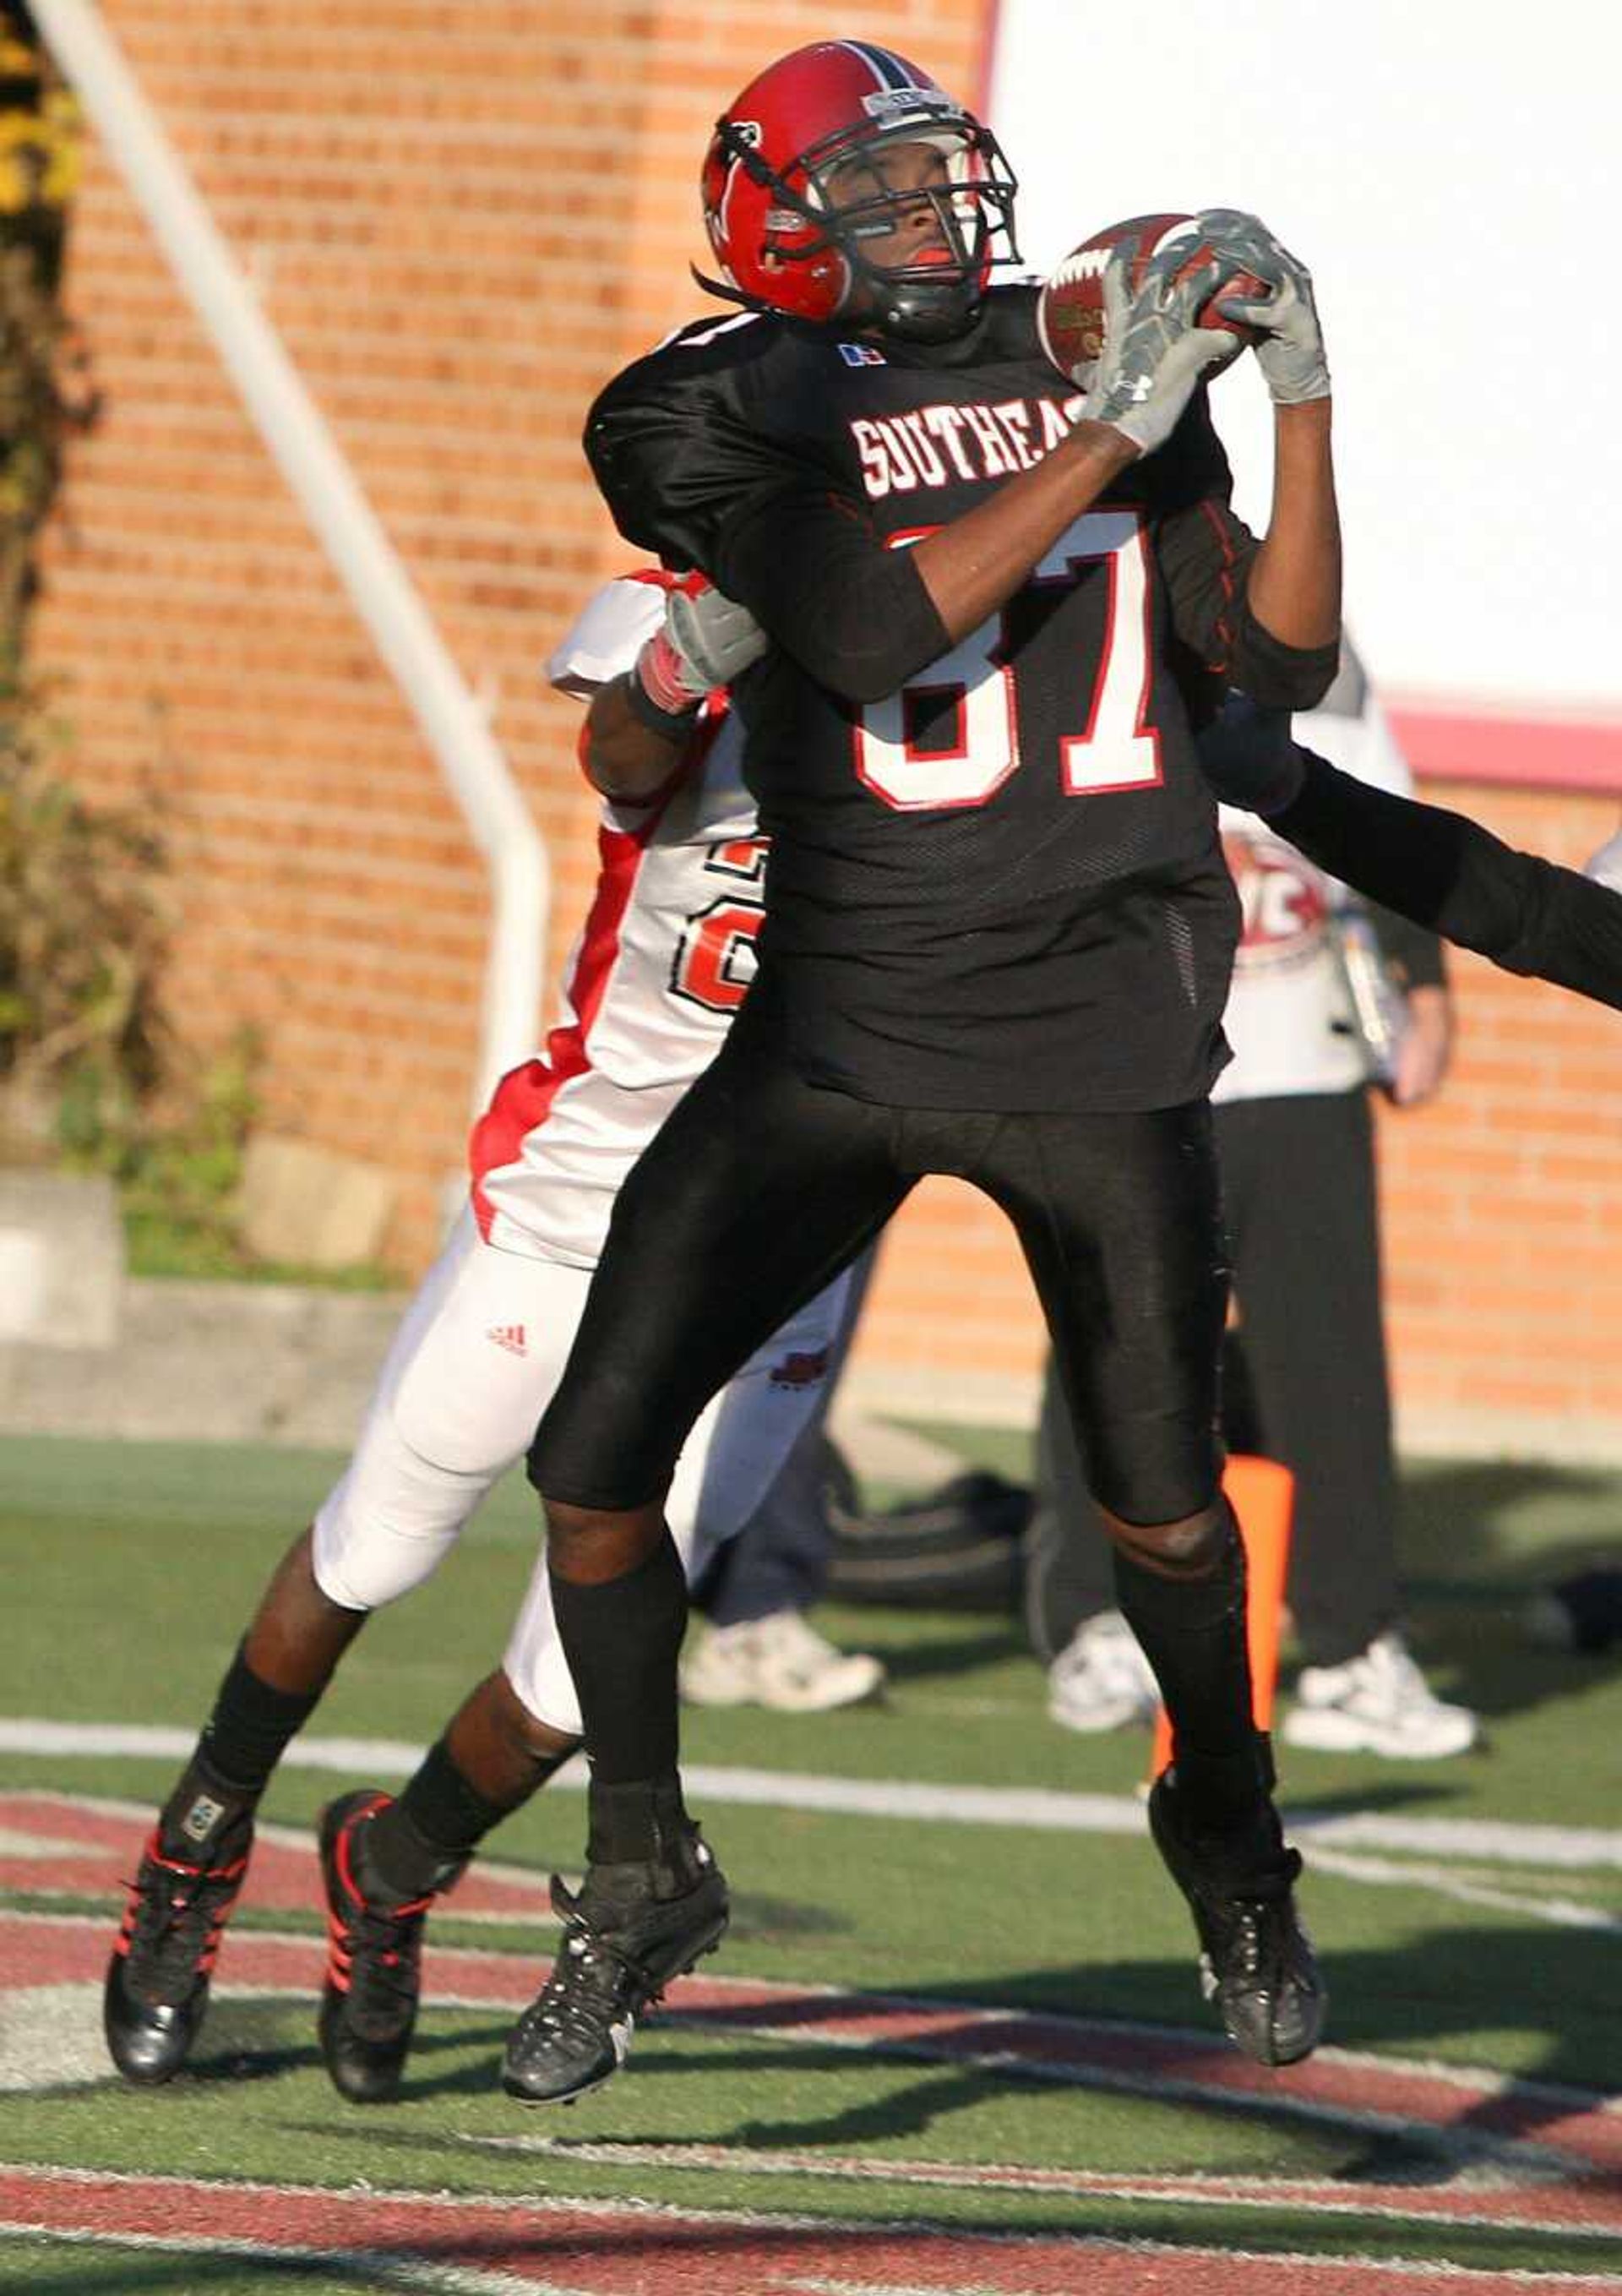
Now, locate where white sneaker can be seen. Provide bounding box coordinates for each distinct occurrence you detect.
[1282,1630,1479,1759]
[679,1612,885,1714]
[1047,1610,1158,1734]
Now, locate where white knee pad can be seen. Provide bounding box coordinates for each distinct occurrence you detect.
[312,1449,491,1612]
[312,1214,595,1615]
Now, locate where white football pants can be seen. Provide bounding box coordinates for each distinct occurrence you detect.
[312,1208,852,1735]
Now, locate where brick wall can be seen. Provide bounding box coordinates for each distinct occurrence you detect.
[31,1,990,1265]
[27,4,1622,1456]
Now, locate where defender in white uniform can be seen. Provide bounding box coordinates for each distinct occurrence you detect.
[314,574,850,1728]
[104,573,852,2092]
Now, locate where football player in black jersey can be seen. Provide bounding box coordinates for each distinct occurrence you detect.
[297,596,1622,2112]
[495,38,1347,2102]
[297,41,1342,2105]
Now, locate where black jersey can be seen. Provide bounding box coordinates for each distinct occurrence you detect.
[587,287,1336,1112]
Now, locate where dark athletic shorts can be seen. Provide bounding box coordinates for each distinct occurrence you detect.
[528,991,1229,1528]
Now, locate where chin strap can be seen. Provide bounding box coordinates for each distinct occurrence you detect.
[692,259,982,346]
[689,263,776,315]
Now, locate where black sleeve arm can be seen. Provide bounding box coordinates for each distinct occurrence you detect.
[1269,750,1622,1011]
[1143,402,1337,710]
[714,483,950,704]
[1367,902,1449,992]
[1157,496,1340,711]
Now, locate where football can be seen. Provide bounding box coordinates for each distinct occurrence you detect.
[1036,211,1266,385]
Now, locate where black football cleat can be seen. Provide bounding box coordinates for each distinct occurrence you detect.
[1149,1769,1325,2068]
[104,1818,253,2083]
[318,1788,450,2106]
[502,1833,729,2106]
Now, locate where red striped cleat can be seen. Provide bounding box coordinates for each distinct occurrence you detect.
[317,1789,446,2106]
[104,1819,253,2083]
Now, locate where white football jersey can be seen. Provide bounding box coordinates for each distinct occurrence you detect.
[1214,648,1415,1104]
[472,578,765,1265]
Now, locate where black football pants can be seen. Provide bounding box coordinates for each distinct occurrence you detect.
[529,997,1229,1532]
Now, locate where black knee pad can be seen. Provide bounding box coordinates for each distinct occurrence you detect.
[1110,1494,1232,1575]
[1113,1509,1244,1628]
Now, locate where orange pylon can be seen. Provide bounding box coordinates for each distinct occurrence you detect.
[1149,1453,1295,1781]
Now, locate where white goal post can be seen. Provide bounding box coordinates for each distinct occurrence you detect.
[31,0,550,1105]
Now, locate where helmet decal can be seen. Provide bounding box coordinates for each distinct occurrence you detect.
[831,38,932,90]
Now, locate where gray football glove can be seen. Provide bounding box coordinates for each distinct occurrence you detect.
[634,575,769,718]
[1080,234,1245,456]
[1194,209,1331,406]
[664,578,769,695]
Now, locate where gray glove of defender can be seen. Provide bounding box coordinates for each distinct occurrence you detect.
[663,578,769,696]
[1194,208,1331,406]
[1080,234,1246,455]
[634,574,769,719]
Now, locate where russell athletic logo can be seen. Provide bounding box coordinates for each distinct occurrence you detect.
[487,1325,528,1358]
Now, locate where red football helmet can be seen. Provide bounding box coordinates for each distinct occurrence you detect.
[699,41,1020,342]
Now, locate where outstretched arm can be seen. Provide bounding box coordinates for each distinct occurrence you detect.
[1195,701,1622,1011]
[1272,755,1622,1010]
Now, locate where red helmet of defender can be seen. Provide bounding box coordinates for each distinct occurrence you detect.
[699,41,1020,343]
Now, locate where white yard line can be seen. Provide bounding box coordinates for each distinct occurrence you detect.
[0,2223,552,2296]
[3,1719,1621,1881]
[471,2135,1622,2243]
[1307,1847,1622,1933]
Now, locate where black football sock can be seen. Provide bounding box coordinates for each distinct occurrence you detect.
[549,1530,689,1866]
[359,1736,543,1903]
[548,1531,687,1786]
[585,1775,695,1874]
[1112,1508,1268,1824]
[160,1642,320,1849]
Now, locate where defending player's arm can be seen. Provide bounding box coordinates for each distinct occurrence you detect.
[580,678,689,804]
[580,577,766,803]
[1197,701,1622,1011]
[1277,756,1622,1011]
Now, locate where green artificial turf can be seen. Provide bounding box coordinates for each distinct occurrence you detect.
[5,1429,1622,2283]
